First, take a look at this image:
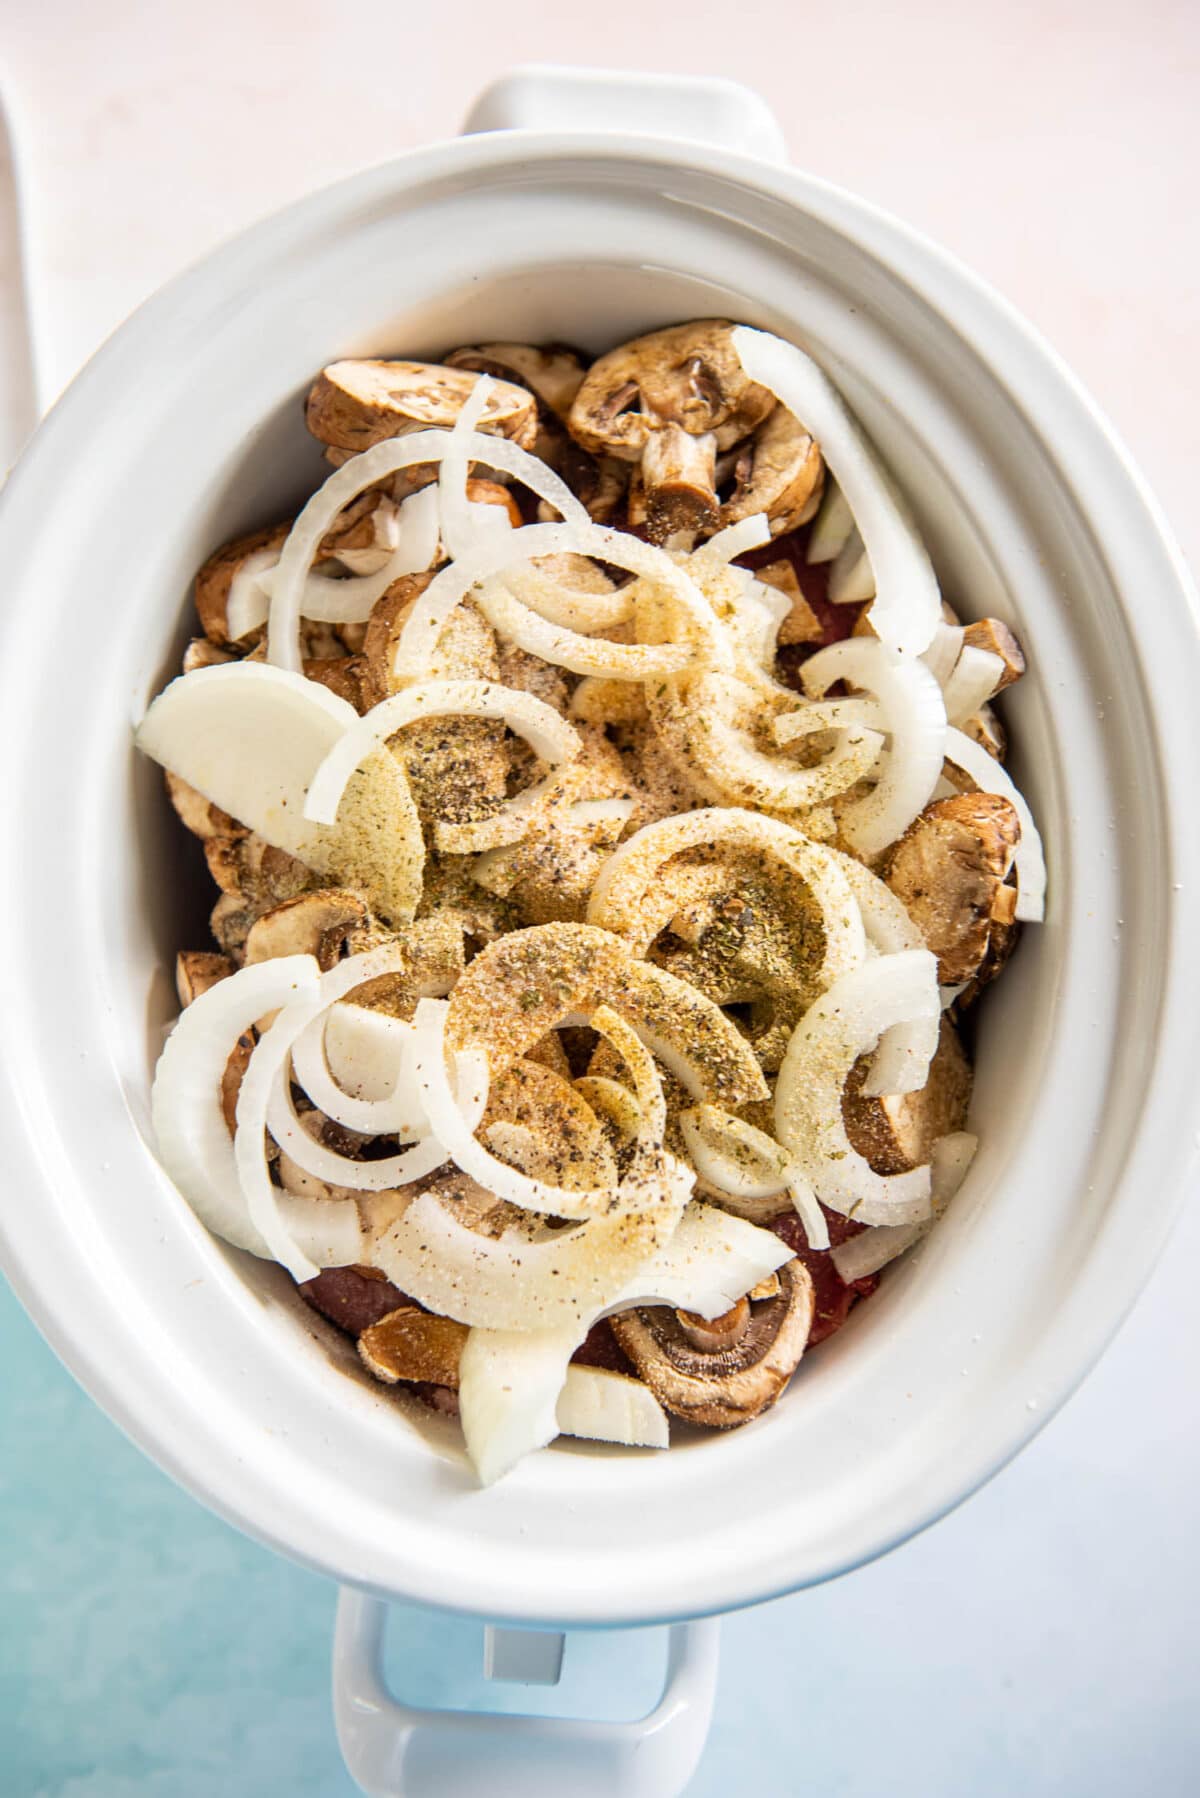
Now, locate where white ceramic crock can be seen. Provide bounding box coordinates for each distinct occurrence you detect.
[1,65,1198,1798]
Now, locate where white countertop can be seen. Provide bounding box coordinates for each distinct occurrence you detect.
[1,5,1197,1793]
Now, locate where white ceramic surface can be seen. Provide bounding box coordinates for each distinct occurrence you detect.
[0,68,1197,1671]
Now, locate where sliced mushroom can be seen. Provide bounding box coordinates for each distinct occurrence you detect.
[609,1259,814,1428]
[568,320,775,543]
[209,891,259,962]
[962,617,1026,691]
[843,1014,972,1176]
[305,360,538,456]
[961,702,1007,763]
[195,521,290,648]
[884,791,1021,985]
[719,405,824,537]
[754,559,823,646]
[165,770,246,842]
[243,889,369,970]
[175,949,234,1006]
[319,490,403,576]
[182,637,235,674]
[302,653,373,713]
[445,342,588,421]
[362,571,499,704]
[358,1305,469,1387]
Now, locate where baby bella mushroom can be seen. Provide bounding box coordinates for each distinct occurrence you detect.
[569,320,776,543]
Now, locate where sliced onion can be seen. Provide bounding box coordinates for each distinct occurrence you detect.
[827,527,874,604]
[151,953,321,1258]
[556,1365,669,1449]
[772,698,886,745]
[368,1157,695,1332]
[774,950,940,1225]
[678,1104,829,1250]
[573,1076,643,1143]
[921,620,965,688]
[650,670,884,813]
[504,559,633,635]
[410,998,666,1222]
[700,513,772,562]
[235,978,359,1281]
[588,807,865,992]
[136,662,423,923]
[806,481,854,565]
[732,328,940,654]
[303,678,579,835]
[801,638,947,856]
[289,992,422,1138]
[829,1129,978,1280]
[944,727,1045,922]
[459,1322,585,1485]
[829,1220,921,1282]
[445,922,769,1109]
[942,643,1004,725]
[829,850,933,1096]
[392,520,728,684]
[603,1201,793,1321]
[229,486,444,640]
[266,421,595,670]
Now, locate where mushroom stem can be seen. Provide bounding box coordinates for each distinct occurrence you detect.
[642,425,719,543]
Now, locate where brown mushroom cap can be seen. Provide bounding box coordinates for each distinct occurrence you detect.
[568,321,776,544]
[609,1259,814,1428]
[445,343,588,421]
[843,1014,973,1175]
[195,521,290,648]
[961,702,1007,763]
[569,321,774,458]
[884,791,1021,985]
[305,360,538,455]
[243,888,369,969]
[175,950,235,1007]
[358,1305,469,1387]
[962,618,1026,691]
[719,406,825,536]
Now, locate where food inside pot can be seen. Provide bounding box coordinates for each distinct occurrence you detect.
[137,321,1044,1484]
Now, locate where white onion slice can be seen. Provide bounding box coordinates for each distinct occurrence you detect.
[556,1365,669,1450]
[459,1322,584,1486]
[137,663,354,860]
[288,982,424,1138]
[774,950,940,1225]
[651,671,885,813]
[588,807,865,991]
[392,519,728,683]
[830,1129,978,1280]
[303,678,580,833]
[504,560,633,635]
[235,977,357,1281]
[942,643,1004,725]
[152,953,321,1258]
[603,1201,793,1322]
[701,513,772,563]
[229,486,444,640]
[921,621,965,687]
[678,1104,829,1250]
[136,662,423,922]
[732,328,940,654]
[801,638,947,856]
[369,1158,694,1332]
[944,727,1045,922]
[829,851,933,1096]
[409,999,666,1222]
[265,423,594,671]
[806,481,854,565]
[772,698,886,745]
[828,527,875,604]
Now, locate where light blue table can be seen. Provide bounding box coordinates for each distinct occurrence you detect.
[4,1186,1196,1797]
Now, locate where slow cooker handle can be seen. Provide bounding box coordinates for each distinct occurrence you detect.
[333,1587,720,1797]
[462,64,789,164]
